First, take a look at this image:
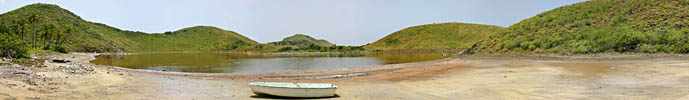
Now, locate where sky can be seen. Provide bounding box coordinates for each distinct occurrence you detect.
[0,0,587,46]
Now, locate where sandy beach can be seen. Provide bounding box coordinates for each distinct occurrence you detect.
[2,53,689,100]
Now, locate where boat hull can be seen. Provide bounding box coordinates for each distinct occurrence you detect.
[249,82,337,98]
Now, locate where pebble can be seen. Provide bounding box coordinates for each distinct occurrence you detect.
[13,71,27,74]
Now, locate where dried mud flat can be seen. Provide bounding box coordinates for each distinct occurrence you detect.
[2,53,689,100]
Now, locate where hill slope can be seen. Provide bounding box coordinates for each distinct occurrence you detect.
[269,34,335,47]
[479,0,689,53]
[0,3,122,52]
[116,26,261,52]
[364,23,503,51]
[0,3,261,52]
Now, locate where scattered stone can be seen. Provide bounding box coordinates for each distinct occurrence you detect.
[297,73,368,80]
[51,59,71,63]
[13,71,27,74]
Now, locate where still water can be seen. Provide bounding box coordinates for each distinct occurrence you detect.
[90,52,451,73]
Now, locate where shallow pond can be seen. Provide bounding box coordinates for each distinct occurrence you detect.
[90,52,451,73]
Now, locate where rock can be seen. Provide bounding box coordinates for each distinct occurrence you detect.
[51,59,72,63]
[13,71,27,74]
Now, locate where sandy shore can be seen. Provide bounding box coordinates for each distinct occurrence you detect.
[2,53,689,99]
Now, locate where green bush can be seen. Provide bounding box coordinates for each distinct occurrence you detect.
[53,46,68,53]
[480,0,689,54]
[0,33,30,58]
[277,46,293,52]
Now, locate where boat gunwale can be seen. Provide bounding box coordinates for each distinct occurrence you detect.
[249,82,338,89]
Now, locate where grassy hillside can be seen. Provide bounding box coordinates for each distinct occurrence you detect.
[117,26,262,52]
[0,3,122,52]
[479,0,689,53]
[0,3,263,53]
[364,23,503,51]
[269,34,335,47]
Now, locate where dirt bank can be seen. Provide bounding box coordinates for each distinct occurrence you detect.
[0,53,143,99]
[2,53,689,99]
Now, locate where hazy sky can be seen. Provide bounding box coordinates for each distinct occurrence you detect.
[0,0,587,46]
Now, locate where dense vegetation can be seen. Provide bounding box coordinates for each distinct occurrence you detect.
[276,45,364,52]
[269,34,364,52]
[364,23,503,51]
[0,25,30,58]
[479,0,689,53]
[269,34,334,48]
[0,3,120,55]
[113,26,262,52]
[0,3,266,58]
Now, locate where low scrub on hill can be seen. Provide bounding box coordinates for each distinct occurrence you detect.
[480,0,689,54]
[269,34,335,48]
[0,3,265,55]
[364,23,503,51]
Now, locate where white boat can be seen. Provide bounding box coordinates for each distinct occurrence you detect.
[248,82,338,98]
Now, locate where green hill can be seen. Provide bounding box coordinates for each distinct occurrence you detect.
[0,3,122,52]
[0,3,262,53]
[479,0,689,53]
[364,23,503,51]
[116,26,261,52]
[269,34,335,48]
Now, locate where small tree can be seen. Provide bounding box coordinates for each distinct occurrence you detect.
[28,14,39,48]
[40,24,56,49]
[0,32,29,58]
[55,25,73,52]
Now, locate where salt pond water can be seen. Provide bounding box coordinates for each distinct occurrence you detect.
[90,52,451,73]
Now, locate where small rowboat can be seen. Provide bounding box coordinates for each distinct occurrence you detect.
[248,82,338,98]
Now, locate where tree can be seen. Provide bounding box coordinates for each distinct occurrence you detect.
[39,24,56,49]
[13,20,27,46]
[56,25,73,49]
[28,13,39,48]
[0,27,29,58]
[0,25,9,34]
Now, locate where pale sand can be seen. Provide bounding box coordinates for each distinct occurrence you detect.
[1,53,689,100]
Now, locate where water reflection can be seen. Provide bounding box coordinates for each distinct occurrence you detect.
[91,52,449,73]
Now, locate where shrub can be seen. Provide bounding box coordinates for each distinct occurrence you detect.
[277,46,293,52]
[53,46,68,53]
[0,33,30,58]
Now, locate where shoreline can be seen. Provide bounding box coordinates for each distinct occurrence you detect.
[87,51,689,81]
[82,52,689,79]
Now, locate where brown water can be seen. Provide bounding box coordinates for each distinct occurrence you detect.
[90,52,450,73]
